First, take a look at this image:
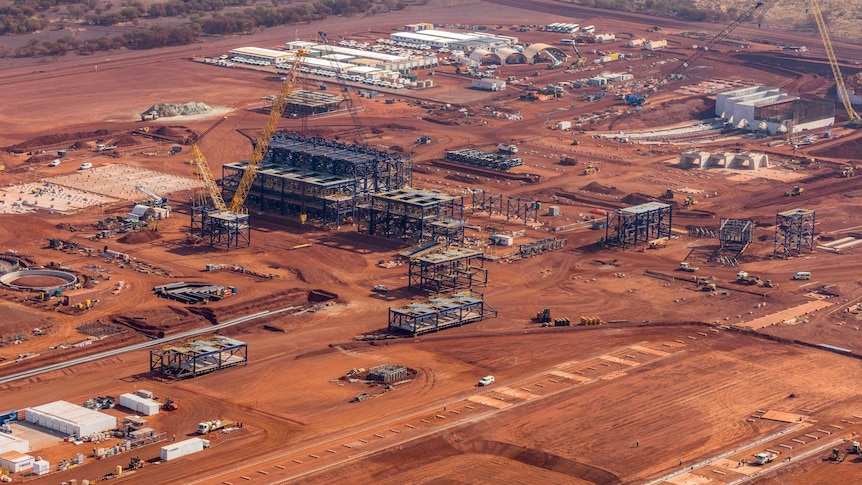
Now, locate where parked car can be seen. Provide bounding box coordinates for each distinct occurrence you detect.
[478,375,495,387]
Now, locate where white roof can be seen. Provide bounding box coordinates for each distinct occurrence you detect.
[229,47,292,60]
[312,44,407,62]
[419,29,478,41]
[347,66,382,73]
[393,32,449,42]
[322,53,354,61]
[26,401,114,430]
[297,57,356,70]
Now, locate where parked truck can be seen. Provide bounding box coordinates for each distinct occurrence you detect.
[197,419,236,434]
[678,262,699,272]
[736,271,762,286]
[754,451,777,464]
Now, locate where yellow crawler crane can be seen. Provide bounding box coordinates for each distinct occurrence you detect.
[190,48,309,236]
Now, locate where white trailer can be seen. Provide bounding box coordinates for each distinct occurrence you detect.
[160,438,210,461]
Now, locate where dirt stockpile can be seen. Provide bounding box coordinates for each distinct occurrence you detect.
[142,102,212,118]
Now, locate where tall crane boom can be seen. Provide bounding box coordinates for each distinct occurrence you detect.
[652,2,764,94]
[810,0,862,128]
[191,142,227,212]
[319,31,368,147]
[228,49,308,212]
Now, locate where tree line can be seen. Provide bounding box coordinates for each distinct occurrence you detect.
[8,0,404,57]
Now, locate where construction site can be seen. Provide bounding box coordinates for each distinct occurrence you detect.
[3,0,862,483]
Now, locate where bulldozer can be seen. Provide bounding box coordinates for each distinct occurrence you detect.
[785,186,805,197]
[659,189,675,200]
[583,163,599,175]
[841,166,855,178]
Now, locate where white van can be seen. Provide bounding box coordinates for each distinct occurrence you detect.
[478,375,495,387]
[792,272,811,280]
[79,162,93,170]
[49,159,61,167]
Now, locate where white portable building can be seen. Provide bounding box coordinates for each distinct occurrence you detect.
[0,452,34,473]
[0,433,29,454]
[119,394,160,416]
[24,401,116,438]
[32,459,50,475]
[160,438,210,461]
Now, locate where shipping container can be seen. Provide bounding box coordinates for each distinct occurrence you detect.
[63,288,100,306]
[119,394,160,416]
[135,390,154,399]
[160,438,210,461]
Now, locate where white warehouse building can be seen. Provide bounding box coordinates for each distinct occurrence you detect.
[24,401,117,438]
[717,86,835,134]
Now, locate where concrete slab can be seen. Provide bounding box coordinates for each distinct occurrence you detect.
[467,395,512,409]
[761,410,808,423]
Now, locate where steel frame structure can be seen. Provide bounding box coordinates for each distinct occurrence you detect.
[221,133,411,227]
[467,190,538,224]
[719,218,754,253]
[518,236,567,258]
[149,336,248,380]
[388,292,497,336]
[408,247,487,292]
[605,202,672,249]
[360,188,465,245]
[774,208,815,257]
[190,207,251,249]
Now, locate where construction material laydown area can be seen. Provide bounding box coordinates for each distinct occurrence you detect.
[3,0,862,483]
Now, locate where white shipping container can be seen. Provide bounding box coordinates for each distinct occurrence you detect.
[32,459,50,475]
[160,438,210,461]
[120,394,160,416]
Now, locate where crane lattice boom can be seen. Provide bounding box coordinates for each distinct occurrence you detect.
[192,142,227,212]
[319,31,368,147]
[653,2,763,94]
[229,49,308,212]
[810,0,862,127]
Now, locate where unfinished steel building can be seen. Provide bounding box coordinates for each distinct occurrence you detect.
[262,90,345,117]
[468,190,539,224]
[221,133,412,226]
[189,209,251,249]
[604,202,672,249]
[359,188,465,245]
[149,336,248,380]
[388,292,498,336]
[774,208,815,257]
[719,218,754,254]
[408,247,487,292]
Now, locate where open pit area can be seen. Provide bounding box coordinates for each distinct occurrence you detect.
[2,0,862,484]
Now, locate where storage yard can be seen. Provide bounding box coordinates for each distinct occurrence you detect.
[2,0,862,483]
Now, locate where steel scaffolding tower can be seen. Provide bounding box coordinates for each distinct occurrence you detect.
[604,202,672,249]
[359,188,465,245]
[408,247,487,292]
[774,208,815,256]
[388,292,497,336]
[190,207,251,250]
[719,218,754,253]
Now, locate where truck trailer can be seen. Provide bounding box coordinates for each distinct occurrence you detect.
[160,438,209,461]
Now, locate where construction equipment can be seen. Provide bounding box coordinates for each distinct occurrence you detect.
[810,0,862,128]
[583,163,599,175]
[851,441,861,454]
[841,166,855,177]
[372,284,389,293]
[161,397,178,411]
[785,186,805,197]
[570,42,587,67]
[190,48,308,233]
[678,262,699,272]
[197,419,236,434]
[537,308,552,323]
[651,2,764,95]
[754,451,777,464]
[660,189,675,199]
[135,185,168,206]
[625,81,646,106]
[319,32,367,147]
[648,237,667,249]
[683,196,697,209]
[736,270,762,286]
[829,447,846,462]
[128,456,143,471]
